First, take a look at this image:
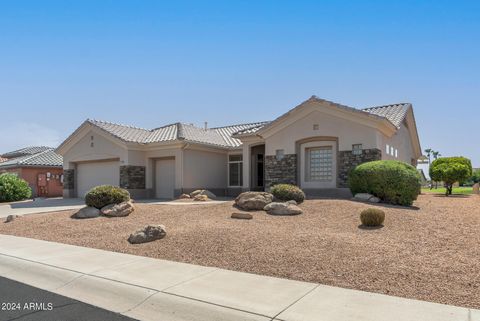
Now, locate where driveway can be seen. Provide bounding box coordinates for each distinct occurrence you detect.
[0,198,84,218]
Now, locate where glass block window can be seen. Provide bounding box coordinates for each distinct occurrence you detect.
[352,144,362,155]
[228,155,243,186]
[307,147,333,181]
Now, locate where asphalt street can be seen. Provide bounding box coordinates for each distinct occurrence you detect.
[0,276,137,321]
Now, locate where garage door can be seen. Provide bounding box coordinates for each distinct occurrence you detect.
[77,161,120,198]
[155,159,175,199]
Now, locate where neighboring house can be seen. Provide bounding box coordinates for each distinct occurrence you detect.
[417,169,428,186]
[0,146,64,197]
[56,96,422,199]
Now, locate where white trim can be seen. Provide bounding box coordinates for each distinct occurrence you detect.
[227,154,243,188]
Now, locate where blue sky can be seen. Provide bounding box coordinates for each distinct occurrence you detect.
[0,1,479,166]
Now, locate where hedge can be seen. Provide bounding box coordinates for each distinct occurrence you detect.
[348,160,421,206]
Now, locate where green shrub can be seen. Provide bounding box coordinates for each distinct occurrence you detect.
[348,160,421,206]
[360,208,385,227]
[85,185,130,209]
[430,157,473,195]
[0,173,32,202]
[271,184,305,203]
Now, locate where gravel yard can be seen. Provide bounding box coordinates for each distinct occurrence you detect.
[1,194,479,309]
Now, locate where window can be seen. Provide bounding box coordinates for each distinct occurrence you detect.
[395,149,398,158]
[352,144,363,155]
[386,144,390,155]
[228,155,243,186]
[306,147,333,181]
[390,146,394,156]
[276,149,284,160]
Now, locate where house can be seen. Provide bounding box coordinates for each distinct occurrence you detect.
[56,96,422,199]
[0,146,64,197]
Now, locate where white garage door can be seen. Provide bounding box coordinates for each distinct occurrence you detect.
[77,161,120,198]
[155,159,175,199]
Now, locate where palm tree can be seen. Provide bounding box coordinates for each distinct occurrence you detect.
[424,148,433,164]
[431,150,441,188]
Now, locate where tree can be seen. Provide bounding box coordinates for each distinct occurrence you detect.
[424,148,432,164]
[429,157,473,196]
[432,151,441,160]
[0,173,32,202]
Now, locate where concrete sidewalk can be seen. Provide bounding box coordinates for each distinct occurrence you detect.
[0,235,478,321]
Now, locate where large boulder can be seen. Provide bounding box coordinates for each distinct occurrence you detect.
[190,189,216,199]
[101,201,134,217]
[5,215,20,223]
[178,193,191,199]
[354,193,380,203]
[73,206,101,219]
[264,202,303,215]
[235,192,273,211]
[194,195,210,202]
[128,225,166,244]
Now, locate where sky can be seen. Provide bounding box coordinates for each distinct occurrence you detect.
[0,0,479,166]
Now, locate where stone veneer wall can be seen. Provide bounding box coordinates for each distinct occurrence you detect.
[63,169,74,190]
[264,154,297,188]
[337,148,381,187]
[120,165,146,189]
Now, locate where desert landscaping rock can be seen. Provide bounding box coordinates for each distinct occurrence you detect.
[101,201,134,217]
[354,193,380,203]
[2,194,480,309]
[128,224,166,244]
[190,189,216,199]
[286,200,298,205]
[178,193,191,199]
[235,192,274,210]
[231,212,253,220]
[5,215,19,223]
[72,206,100,219]
[193,195,209,202]
[264,202,303,215]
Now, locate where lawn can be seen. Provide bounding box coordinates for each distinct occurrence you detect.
[421,186,473,195]
[1,194,479,309]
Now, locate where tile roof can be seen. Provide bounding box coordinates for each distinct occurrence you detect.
[83,100,411,149]
[362,103,411,128]
[213,122,270,147]
[0,149,63,168]
[1,146,53,159]
[87,119,269,149]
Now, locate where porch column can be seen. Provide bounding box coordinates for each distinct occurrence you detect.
[242,143,250,191]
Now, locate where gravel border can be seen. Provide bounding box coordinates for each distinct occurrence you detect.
[1,194,479,309]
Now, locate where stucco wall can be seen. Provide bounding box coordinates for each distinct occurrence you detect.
[264,110,380,155]
[182,148,227,189]
[62,129,127,168]
[381,121,415,164]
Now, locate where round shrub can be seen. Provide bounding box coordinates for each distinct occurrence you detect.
[85,185,130,209]
[271,184,305,203]
[0,173,32,202]
[348,160,421,206]
[360,208,385,227]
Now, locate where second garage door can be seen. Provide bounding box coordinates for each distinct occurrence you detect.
[77,161,120,198]
[155,158,175,199]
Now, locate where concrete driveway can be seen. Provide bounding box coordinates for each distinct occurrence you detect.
[0,198,84,218]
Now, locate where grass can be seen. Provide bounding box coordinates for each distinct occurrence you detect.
[421,186,473,195]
